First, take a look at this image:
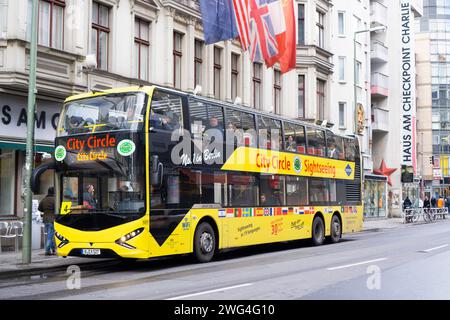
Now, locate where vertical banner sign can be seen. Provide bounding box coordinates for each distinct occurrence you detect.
[400,0,417,175]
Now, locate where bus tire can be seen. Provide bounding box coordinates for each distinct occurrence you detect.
[311,216,325,246]
[194,222,216,263]
[329,215,342,243]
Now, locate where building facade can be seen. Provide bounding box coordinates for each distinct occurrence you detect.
[370,0,423,217]
[418,0,450,199]
[0,0,340,219]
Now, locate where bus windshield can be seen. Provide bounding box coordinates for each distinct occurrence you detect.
[56,133,146,216]
[58,92,147,136]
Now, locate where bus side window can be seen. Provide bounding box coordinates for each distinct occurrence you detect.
[294,124,306,154]
[284,122,297,152]
[258,116,281,150]
[150,91,183,131]
[345,138,356,161]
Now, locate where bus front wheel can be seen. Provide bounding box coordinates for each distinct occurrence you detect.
[311,216,325,246]
[194,222,216,263]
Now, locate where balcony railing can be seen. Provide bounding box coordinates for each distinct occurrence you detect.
[371,107,389,133]
[370,1,388,27]
[371,41,388,63]
[371,72,389,97]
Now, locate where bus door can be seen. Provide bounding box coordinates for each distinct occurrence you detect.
[149,90,191,253]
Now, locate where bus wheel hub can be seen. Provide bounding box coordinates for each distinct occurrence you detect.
[200,233,213,253]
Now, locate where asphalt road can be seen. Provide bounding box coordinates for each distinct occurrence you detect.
[1,220,450,300]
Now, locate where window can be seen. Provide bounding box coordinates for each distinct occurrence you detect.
[298,3,305,45]
[307,128,326,156]
[317,79,325,121]
[309,179,329,203]
[214,46,222,99]
[356,61,362,86]
[326,131,345,160]
[253,62,262,109]
[274,70,281,114]
[134,18,150,81]
[258,116,282,150]
[0,149,16,216]
[194,39,203,88]
[298,75,305,118]
[150,90,183,132]
[189,99,224,161]
[316,10,325,48]
[173,32,183,89]
[260,175,284,206]
[92,2,109,70]
[0,0,7,38]
[231,53,239,101]
[38,0,65,50]
[286,176,307,206]
[228,173,258,207]
[338,11,345,35]
[284,122,306,154]
[344,138,358,161]
[338,57,345,81]
[339,102,346,128]
[226,109,257,148]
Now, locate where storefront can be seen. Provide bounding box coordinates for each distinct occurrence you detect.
[364,174,388,218]
[0,92,61,219]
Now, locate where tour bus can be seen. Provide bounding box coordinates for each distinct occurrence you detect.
[34,85,362,262]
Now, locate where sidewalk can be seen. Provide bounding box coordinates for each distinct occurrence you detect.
[0,249,111,278]
[363,217,406,232]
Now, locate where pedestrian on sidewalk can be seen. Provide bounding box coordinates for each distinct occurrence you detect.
[38,187,56,256]
[431,196,437,208]
[403,196,412,210]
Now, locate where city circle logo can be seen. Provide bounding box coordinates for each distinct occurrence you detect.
[345,164,353,177]
[293,156,302,173]
[117,139,136,156]
[55,145,66,161]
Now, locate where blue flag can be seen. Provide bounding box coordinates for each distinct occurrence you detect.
[199,0,238,44]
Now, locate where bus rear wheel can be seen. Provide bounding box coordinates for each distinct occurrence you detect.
[194,222,216,263]
[329,215,342,243]
[311,216,325,246]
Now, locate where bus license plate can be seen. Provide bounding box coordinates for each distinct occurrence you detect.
[81,249,101,256]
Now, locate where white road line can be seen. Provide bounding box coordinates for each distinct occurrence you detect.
[327,258,388,271]
[166,283,253,300]
[419,244,449,253]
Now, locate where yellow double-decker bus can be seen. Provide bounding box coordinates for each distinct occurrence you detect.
[34,85,363,262]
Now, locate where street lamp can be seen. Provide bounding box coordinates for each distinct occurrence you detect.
[353,25,387,135]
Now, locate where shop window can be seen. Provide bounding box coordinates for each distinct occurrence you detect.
[0,149,15,215]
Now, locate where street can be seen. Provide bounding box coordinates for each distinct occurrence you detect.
[1,220,450,300]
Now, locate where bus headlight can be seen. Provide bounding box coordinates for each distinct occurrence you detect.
[55,232,69,248]
[115,228,144,249]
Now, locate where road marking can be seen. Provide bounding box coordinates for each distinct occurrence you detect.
[419,244,449,253]
[327,258,388,271]
[166,283,253,300]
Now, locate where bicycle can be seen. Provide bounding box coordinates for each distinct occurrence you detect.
[423,207,435,223]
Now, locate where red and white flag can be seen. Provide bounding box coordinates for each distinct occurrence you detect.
[265,0,296,73]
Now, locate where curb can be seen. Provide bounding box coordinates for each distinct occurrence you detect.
[0,258,116,280]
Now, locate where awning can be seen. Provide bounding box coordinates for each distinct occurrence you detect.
[0,141,54,153]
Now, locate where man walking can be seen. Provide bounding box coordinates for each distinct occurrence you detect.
[38,187,56,256]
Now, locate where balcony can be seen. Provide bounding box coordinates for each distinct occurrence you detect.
[371,107,389,133]
[370,1,388,28]
[371,41,388,64]
[371,72,389,98]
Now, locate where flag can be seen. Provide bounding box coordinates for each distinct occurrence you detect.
[248,0,279,62]
[199,0,239,44]
[265,0,296,73]
[232,0,251,50]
